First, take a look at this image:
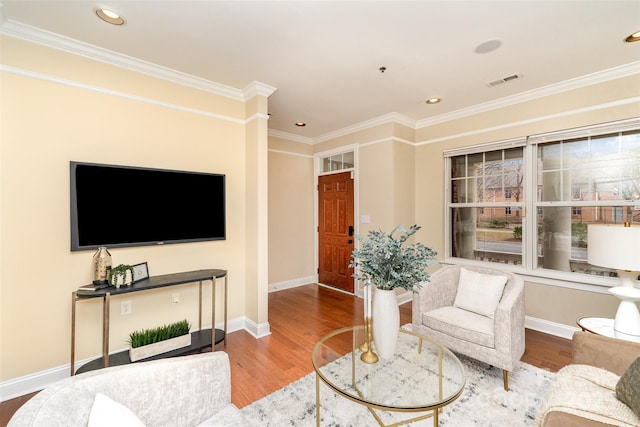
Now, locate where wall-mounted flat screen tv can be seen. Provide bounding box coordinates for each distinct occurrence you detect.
[71,161,226,251]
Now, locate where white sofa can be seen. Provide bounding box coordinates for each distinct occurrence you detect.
[8,352,255,427]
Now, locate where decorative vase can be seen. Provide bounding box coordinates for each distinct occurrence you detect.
[372,287,400,359]
[92,247,112,285]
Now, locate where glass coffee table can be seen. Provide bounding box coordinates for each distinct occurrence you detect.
[311,325,465,426]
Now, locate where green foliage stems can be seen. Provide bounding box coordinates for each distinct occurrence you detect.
[128,319,191,348]
[348,224,437,292]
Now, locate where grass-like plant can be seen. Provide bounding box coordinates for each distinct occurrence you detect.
[128,319,191,348]
[349,224,437,292]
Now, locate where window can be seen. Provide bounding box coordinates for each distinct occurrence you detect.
[449,144,525,265]
[321,151,354,173]
[445,118,640,282]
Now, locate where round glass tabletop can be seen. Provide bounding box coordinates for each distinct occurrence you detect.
[311,325,465,413]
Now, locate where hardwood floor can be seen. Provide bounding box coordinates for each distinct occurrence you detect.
[1,284,571,425]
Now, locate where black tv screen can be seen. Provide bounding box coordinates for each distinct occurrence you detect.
[71,161,226,251]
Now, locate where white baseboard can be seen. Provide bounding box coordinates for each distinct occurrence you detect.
[268,276,315,292]
[525,315,579,340]
[0,316,268,402]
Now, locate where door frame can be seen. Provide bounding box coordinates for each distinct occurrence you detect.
[314,145,360,296]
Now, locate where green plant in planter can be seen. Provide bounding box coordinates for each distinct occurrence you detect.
[108,264,134,286]
[128,319,191,348]
[348,224,438,292]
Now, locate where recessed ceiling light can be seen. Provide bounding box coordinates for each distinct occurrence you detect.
[625,30,640,42]
[95,8,125,25]
[295,122,306,127]
[425,97,441,105]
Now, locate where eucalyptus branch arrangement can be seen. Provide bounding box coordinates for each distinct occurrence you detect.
[349,224,437,292]
[128,319,191,348]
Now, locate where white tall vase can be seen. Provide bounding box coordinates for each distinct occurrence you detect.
[372,287,400,359]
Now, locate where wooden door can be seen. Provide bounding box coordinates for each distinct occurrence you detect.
[318,172,355,293]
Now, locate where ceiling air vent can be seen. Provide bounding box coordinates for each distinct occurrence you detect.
[487,74,521,87]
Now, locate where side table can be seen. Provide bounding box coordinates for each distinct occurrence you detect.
[576,317,640,343]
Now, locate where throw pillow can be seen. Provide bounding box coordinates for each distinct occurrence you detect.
[616,356,640,418]
[88,393,146,427]
[453,268,508,318]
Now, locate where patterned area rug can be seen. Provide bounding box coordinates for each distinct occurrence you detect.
[241,328,554,426]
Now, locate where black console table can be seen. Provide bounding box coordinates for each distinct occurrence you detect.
[71,269,227,375]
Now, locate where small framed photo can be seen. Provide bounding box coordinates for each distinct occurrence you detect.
[132,262,149,282]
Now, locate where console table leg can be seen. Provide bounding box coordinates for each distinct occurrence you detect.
[224,274,228,346]
[71,291,77,376]
[103,293,110,368]
[212,278,216,349]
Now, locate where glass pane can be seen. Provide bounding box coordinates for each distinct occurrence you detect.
[451,207,522,265]
[539,142,561,171]
[536,206,639,274]
[322,157,331,173]
[342,152,354,169]
[504,157,524,203]
[330,154,342,171]
[451,179,464,203]
[590,133,619,161]
[563,138,589,168]
[539,170,562,202]
[451,156,466,178]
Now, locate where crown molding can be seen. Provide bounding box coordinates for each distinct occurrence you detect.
[244,81,277,99]
[0,19,247,101]
[268,129,314,144]
[313,112,416,144]
[416,61,640,129]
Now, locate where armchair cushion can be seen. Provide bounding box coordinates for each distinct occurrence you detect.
[616,356,640,418]
[422,306,494,348]
[453,267,507,318]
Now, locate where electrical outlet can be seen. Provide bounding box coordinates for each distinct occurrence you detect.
[121,300,132,315]
[172,293,180,304]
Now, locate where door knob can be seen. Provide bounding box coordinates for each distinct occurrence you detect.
[348,239,353,244]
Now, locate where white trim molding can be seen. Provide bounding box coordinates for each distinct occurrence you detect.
[0,19,248,101]
[268,276,316,292]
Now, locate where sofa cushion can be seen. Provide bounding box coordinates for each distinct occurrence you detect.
[616,356,640,418]
[88,393,145,427]
[453,267,507,318]
[422,306,494,348]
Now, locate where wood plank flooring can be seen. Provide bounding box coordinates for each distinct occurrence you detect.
[1,284,572,425]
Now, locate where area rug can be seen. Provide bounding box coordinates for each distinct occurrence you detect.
[241,328,554,426]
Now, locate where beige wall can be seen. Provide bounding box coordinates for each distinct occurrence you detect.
[267,149,315,285]
[0,37,268,381]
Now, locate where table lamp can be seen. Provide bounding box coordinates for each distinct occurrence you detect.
[587,223,640,336]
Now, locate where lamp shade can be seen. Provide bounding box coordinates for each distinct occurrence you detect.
[588,224,640,271]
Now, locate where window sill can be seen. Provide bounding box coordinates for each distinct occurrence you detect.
[442,257,628,295]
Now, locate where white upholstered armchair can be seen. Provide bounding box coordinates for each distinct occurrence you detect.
[412,264,525,390]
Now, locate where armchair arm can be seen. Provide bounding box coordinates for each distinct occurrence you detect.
[412,265,459,326]
[572,331,640,376]
[493,273,526,369]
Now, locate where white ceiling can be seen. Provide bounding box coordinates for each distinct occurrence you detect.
[1,1,639,142]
